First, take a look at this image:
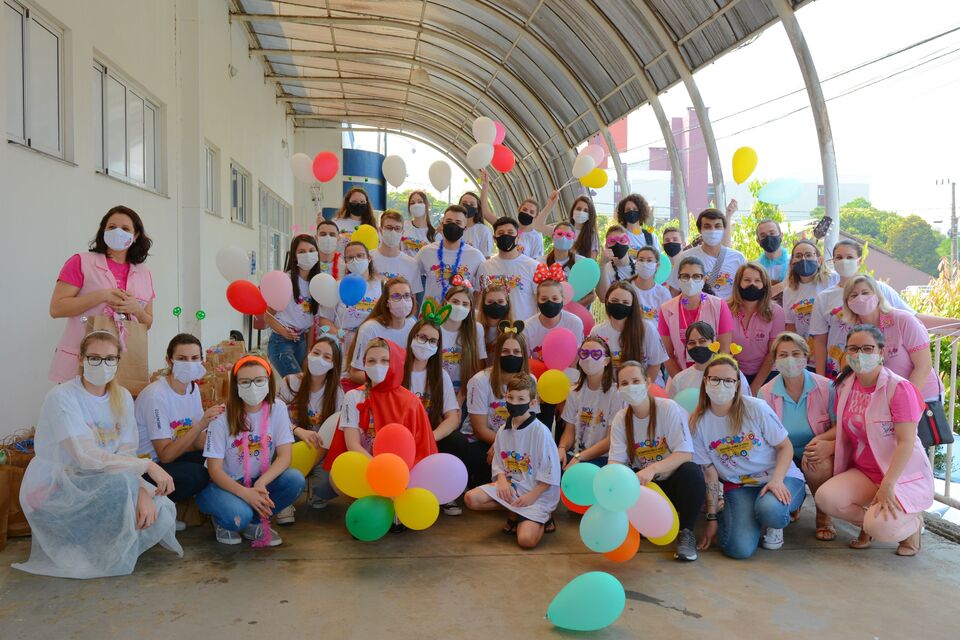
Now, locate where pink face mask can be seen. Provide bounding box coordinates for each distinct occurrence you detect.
[848,293,878,316]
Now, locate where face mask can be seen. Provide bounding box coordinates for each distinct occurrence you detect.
[347,258,369,275]
[848,352,882,374]
[538,300,563,319]
[573,210,590,225]
[580,356,606,376]
[500,355,523,374]
[705,384,736,405]
[348,202,366,218]
[611,243,630,259]
[442,222,464,243]
[411,341,438,361]
[776,357,806,379]
[834,257,859,278]
[619,383,648,406]
[103,228,134,251]
[316,236,338,253]
[605,302,631,321]
[389,297,413,318]
[365,364,389,385]
[463,205,479,219]
[483,302,508,319]
[738,285,766,302]
[506,401,530,418]
[518,212,534,227]
[663,241,682,258]
[297,251,320,270]
[381,229,402,248]
[409,203,426,218]
[448,304,471,322]
[307,355,334,376]
[701,229,724,247]
[759,235,782,253]
[687,346,714,365]
[554,236,574,251]
[848,293,878,316]
[679,278,704,297]
[792,259,819,278]
[83,360,118,386]
[238,384,269,407]
[636,261,657,279]
[171,360,206,384]
[495,234,517,253]
[623,210,641,225]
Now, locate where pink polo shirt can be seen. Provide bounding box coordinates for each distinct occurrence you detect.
[58,253,133,291]
[730,303,785,376]
[876,310,941,400]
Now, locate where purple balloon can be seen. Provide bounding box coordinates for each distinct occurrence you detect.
[408,453,468,505]
[627,485,673,538]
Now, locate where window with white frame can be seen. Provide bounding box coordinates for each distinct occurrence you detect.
[205,143,220,215]
[259,185,292,274]
[4,0,64,157]
[93,61,160,190]
[230,161,251,225]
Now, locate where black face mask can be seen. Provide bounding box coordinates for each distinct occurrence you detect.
[348,202,366,218]
[518,212,534,226]
[623,210,641,225]
[506,401,530,418]
[611,243,630,259]
[663,241,682,258]
[483,302,508,319]
[442,222,464,243]
[495,234,517,253]
[500,355,523,373]
[759,235,782,253]
[792,259,819,278]
[538,300,563,318]
[688,346,713,364]
[739,285,766,302]
[605,302,631,321]
[463,205,479,219]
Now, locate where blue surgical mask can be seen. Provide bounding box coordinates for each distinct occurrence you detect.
[554,236,574,251]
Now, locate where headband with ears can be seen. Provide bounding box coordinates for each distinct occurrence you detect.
[422,298,453,327]
[233,355,273,377]
[498,320,525,336]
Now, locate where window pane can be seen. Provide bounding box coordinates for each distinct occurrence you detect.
[106,75,126,175]
[4,4,24,140]
[27,18,60,154]
[127,92,144,183]
[92,66,103,170]
[143,103,155,188]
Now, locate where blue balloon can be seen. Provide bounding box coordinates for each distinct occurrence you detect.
[568,258,600,300]
[593,463,640,512]
[560,462,599,507]
[339,274,366,306]
[579,504,629,553]
[757,177,803,206]
[547,571,626,631]
[674,387,699,414]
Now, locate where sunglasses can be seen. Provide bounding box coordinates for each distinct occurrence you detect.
[605,234,629,247]
[554,230,575,240]
[579,348,605,361]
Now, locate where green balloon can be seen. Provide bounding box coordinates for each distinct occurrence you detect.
[655,251,671,284]
[560,462,599,507]
[172,306,182,317]
[345,496,394,542]
[195,310,206,321]
[568,258,600,300]
[547,571,625,631]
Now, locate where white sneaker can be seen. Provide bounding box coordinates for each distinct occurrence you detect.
[276,505,296,525]
[175,520,187,532]
[310,498,329,510]
[214,523,241,545]
[442,502,463,516]
[762,527,784,550]
[243,523,283,547]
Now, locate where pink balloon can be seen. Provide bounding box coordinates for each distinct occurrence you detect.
[493,121,506,145]
[583,144,605,165]
[260,270,293,310]
[627,485,674,538]
[408,453,468,505]
[564,301,595,336]
[561,282,574,305]
[542,327,578,371]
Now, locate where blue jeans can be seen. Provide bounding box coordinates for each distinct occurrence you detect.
[268,331,308,377]
[195,469,305,531]
[718,476,806,559]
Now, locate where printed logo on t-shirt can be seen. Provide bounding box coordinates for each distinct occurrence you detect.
[479,273,524,294]
[91,421,120,448]
[298,295,312,313]
[709,432,761,468]
[632,437,669,468]
[442,346,463,366]
[791,297,814,317]
[171,418,193,439]
[230,433,272,458]
[501,450,531,474]
[379,270,402,281]
[640,304,659,321]
[430,263,472,285]
[712,272,734,290]
[402,236,427,253]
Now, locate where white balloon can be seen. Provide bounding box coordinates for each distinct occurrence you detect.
[308,273,339,307]
[472,116,497,144]
[571,153,597,179]
[290,153,314,183]
[381,154,407,188]
[215,246,249,282]
[428,160,451,192]
[466,143,494,170]
[318,412,339,448]
[583,144,605,165]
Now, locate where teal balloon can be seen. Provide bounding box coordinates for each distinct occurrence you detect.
[674,387,700,413]
[579,504,629,552]
[345,496,394,542]
[757,177,803,206]
[568,258,600,300]
[593,463,640,512]
[560,462,599,507]
[655,251,671,284]
[339,274,367,307]
[547,572,626,631]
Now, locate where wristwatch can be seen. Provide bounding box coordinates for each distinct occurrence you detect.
[573,453,581,460]
[705,512,718,521]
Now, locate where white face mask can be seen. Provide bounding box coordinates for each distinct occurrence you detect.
[679,278,705,297]
[573,210,589,225]
[238,383,269,406]
[381,229,403,248]
[411,341,438,361]
[171,360,206,384]
[848,352,882,374]
[316,236,338,254]
[619,383,649,406]
[347,258,369,275]
[365,364,389,385]
[389,297,413,318]
[297,251,320,270]
[776,357,806,379]
[409,203,426,218]
[103,228,134,251]
[83,360,118,386]
[636,261,658,279]
[705,384,736,405]
[834,257,859,278]
[307,354,334,376]
[448,304,471,322]
[579,357,606,376]
[701,229,724,247]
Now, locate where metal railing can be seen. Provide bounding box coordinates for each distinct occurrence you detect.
[930,325,960,510]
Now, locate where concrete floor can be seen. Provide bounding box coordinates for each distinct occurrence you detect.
[1,498,957,640]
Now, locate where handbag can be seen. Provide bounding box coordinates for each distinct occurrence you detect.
[918,399,954,448]
[86,312,150,395]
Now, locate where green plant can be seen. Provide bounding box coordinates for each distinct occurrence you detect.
[729,180,799,261]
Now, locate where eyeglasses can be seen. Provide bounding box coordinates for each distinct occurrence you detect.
[85,355,120,367]
[389,293,413,302]
[845,345,879,355]
[579,348,605,361]
[706,376,737,388]
[414,334,439,347]
[554,230,575,240]
[382,225,403,233]
[605,234,629,247]
[793,253,817,261]
[678,274,705,282]
[345,256,367,263]
[237,377,269,389]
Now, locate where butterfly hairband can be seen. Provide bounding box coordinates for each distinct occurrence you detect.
[533,262,566,284]
[422,298,453,327]
[709,341,743,356]
[317,325,347,343]
[498,320,525,336]
[451,274,473,290]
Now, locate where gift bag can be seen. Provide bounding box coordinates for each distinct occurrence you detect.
[3,464,29,539]
[0,430,34,543]
[86,314,150,395]
[0,466,11,551]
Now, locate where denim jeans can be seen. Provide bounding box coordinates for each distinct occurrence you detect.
[268,331,308,377]
[156,450,209,503]
[718,476,806,559]
[195,468,305,531]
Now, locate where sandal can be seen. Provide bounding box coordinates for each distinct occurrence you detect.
[849,529,872,549]
[814,510,836,541]
[544,518,556,534]
[502,517,518,534]
[896,520,923,557]
[790,509,802,523]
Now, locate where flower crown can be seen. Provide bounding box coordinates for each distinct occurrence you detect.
[422,298,453,327]
[498,320,525,336]
[533,262,566,284]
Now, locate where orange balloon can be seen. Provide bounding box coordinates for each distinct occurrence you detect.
[561,490,588,515]
[365,453,410,497]
[530,358,547,379]
[604,525,641,563]
[648,384,667,399]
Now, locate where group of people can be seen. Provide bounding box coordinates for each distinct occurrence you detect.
[13,179,944,578]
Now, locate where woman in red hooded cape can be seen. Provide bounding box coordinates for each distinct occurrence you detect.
[324,338,438,469]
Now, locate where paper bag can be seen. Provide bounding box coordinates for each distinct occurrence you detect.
[86,314,150,396]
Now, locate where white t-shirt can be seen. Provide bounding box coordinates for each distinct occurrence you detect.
[782,273,840,339]
[277,374,343,430]
[590,320,668,369]
[690,395,803,486]
[668,245,746,300]
[351,316,418,369]
[464,369,540,438]
[54,378,139,458]
[335,218,362,252]
[440,323,488,391]
[665,365,752,398]
[401,220,432,258]
[518,229,544,259]
[524,311,585,363]
[273,276,315,331]
[416,241,486,303]
[560,382,626,453]
[477,254,540,322]
[409,369,459,418]
[608,398,693,470]
[371,250,423,294]
[625,227,661,256]
[632,282,673,329]
[599,258,640,295]
[134,377,204,461]
[203,402,294,482]
[340,388,376,453]
[463,223,493,258]
[334,278,382,331]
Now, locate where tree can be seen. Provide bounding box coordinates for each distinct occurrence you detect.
[385,189,451,221]
[886,215,943,276]
[729,179,798,261]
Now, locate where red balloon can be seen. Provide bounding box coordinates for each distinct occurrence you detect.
[561,490,588,514]
[529,358,547,380]
[491,144,515,173]
[372,423,416,469]
[648,384,667,399]
[226,280,267,315]
[564,301,595,335]
[312,151,339,182]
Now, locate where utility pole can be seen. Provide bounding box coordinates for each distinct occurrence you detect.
[938,179,957,280]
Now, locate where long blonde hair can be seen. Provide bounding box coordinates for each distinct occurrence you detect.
[841,274,892,324]
[79,331,126,421]
[689,355,747,436]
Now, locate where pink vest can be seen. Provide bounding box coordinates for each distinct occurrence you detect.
[49,252,154,382]
[660,294,723,371]
[834,368,934,514]
[759,372,832,436]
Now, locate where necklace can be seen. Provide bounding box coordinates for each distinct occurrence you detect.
[438,240,465,298]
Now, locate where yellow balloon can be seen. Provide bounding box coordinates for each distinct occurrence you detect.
[330,451,374,498]
[645,481,680,545]
[394,487,440,530]
[537,369,571,404]
[579,167,608,189]
[351,224,379,251]
[732,146,758,185]
[290,441,322,477]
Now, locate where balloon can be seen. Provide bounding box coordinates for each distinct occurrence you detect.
[546,571,625,632]
[563,301,595,335]
[318,413,339,448]
[568,258,601,300]
[309,273,339,307]
[645,481,681,545]
[372,423,416,468]
[466,143,494,170]
[583,144,605,165]
[290,441,321,476]
[366,453,410,498]
[428,160,452,191]
[655,251,671,284]
[626,484,674,539]
[593,463,641,512]
[541,328,577,371]
[259,270,293,310]
[393,487,440,530]
[580,504,629,552]
[490,144,515,173]
[216,246,249,282]
[330,451,374,499]
[290,152,315,183]
[381,154,407,188]
[472,116,497,144]
[226,280,267,315]
[732,146,758,185]
[537,369,570,404]
[339,274,367,306]
[757,177,803,206]
[560,282,574,305]
[648,384,667,399]
[674,387,699,413]
[312,151,339,182]
[571,153,596,179]
[561,490,588,514]
[529,358,547,379]
[603,526,641,562]
[408,453,468,504]
[560,461,599,507]
[493,121,506,144]
[345,496,394,542]
[350,224,379,251]
[579,167,608,189]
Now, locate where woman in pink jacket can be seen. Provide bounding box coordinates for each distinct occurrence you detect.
[815,325,933,556]
[49,206,155,382]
